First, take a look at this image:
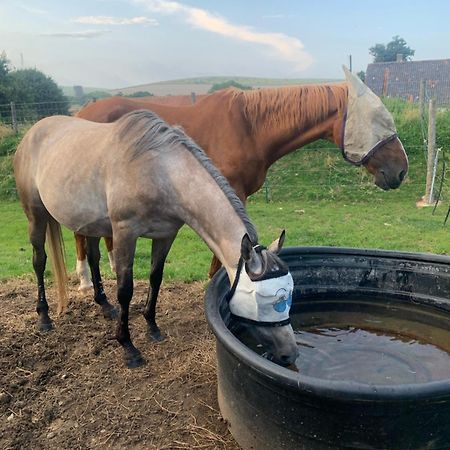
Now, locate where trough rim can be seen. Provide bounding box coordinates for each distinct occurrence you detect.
[205,245,450,403]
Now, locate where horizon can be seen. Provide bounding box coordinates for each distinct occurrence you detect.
[72,75,343,93]
[1,1,449,89]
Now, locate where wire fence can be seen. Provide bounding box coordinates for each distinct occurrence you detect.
[0,138,447,206]
[366,61,450,107]
[0,101,70,131]
[251,147,449,203]
[0,99,448,207]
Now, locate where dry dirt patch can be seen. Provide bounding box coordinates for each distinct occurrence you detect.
[0,278,240,449]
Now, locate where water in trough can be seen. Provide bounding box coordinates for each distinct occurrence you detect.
[240,296,450,385]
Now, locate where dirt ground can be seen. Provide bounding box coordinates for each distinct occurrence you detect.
[0,277,240,450]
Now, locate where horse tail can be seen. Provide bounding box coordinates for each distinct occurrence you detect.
[46,216,69,314]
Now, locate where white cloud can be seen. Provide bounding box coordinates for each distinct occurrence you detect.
[73,16,158,26]
[134,0,313,71]
[41,30,112,39]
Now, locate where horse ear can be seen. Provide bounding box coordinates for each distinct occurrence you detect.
[241,234,263,275]
[342,65,368,98]
[241,233,254,261]
[267,230,286,254]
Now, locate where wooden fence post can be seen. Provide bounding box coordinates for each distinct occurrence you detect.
[424,98,437,204]
[10,102,18,134]
[191,92,196,104]
[419,79,426,118]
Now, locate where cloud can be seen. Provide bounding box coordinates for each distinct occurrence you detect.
[73,16,158,26]
[134,0,313,71]
[41,30,112,39]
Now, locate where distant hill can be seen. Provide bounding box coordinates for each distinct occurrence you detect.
[61,76,341,98]
[60,86,112,97]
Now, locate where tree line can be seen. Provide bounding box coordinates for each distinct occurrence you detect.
[0,52,70,117]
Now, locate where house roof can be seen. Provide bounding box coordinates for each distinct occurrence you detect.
[366,59,450,104]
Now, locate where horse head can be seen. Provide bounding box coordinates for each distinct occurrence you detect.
[363,135,408,190]
[341,66,408,190]
[227,231,299,366]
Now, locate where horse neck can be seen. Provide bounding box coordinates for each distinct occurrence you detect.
[171,150,254,282]
[183,193,248,282]
[239,83,348,166]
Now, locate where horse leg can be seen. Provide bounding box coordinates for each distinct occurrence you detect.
[208,256,222,278]
[143,235,176,342]
[85,236,117,320]
[104,237,115,272]
[75,233,93,292]
[113,232,143,368]
[29,214,53,331]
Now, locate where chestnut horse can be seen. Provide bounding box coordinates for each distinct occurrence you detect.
[14,110,298,368]
[75,68,408,287]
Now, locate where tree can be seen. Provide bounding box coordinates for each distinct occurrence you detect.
[126,91,153,98]
[0,52,13,105]
[0,51,69,119]
[0,51,9,79]
[9,68,69,116]
[208,80,252,93]
[369,36,415,63]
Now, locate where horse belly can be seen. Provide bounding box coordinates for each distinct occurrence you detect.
[38,182,112,236]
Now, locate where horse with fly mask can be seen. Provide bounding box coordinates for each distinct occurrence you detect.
[14,110,298,368]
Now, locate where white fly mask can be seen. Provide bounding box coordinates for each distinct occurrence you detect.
[342,65,398,165]
[226,258,294,327]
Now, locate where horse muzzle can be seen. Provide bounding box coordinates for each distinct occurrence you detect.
[375,167,407,190]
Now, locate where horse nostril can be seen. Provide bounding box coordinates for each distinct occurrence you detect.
[399,170,406,181]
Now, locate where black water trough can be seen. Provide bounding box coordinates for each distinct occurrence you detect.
[205,247,450,450]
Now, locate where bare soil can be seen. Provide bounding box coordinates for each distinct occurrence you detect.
[0,278,240,450]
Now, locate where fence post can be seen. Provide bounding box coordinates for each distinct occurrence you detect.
[264,180,270,203]
[424,98,437,204]
[191,92,196,104]
[419,79,426,118]
[10,102,18,134]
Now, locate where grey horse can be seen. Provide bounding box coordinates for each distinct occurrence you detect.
[14,110,298,368]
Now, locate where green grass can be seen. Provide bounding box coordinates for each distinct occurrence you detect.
[0,201,213,281]
[0,127,22,200]
[2,190,450,282]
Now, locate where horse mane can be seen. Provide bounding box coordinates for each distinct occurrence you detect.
[115,110,258,243]
[228,83,348,132]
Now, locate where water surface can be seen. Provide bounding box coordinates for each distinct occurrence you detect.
[239,298,450,385]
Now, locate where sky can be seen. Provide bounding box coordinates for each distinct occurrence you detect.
[0,0,449,89]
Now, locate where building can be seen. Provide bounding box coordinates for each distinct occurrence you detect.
[366,58,450,105]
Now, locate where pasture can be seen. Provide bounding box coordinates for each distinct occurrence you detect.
[1,101,450,448]
[1,179,450,283]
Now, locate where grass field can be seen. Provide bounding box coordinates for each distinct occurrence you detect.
[2,174,450,282]
[2,100,450,283]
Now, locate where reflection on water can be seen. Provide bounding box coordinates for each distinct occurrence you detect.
[237,298,450,385]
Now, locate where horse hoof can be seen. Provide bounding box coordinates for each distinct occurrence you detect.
[37,321,53,332]
[102,305,118,320]
[148,328,165,342]
[125,351,145,369]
